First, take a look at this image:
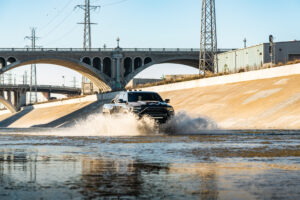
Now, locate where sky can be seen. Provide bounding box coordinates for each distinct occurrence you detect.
[0,0,300,86]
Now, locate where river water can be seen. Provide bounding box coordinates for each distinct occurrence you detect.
[0,114,300,199]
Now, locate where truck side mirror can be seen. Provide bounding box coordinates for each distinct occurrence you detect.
[165,99,170,103]
[118,99,126,103]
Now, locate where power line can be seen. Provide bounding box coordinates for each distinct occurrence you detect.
[40,8,75,41]
[43,24,80,47]
[93,0,129,7]
[40,0,128,46]
[39,0,74,33]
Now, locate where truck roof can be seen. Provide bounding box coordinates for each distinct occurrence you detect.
[127,91,158,94]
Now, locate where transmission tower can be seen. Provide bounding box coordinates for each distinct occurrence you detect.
[199,0,218,75]
[75,0,100,92]
[25,28,39,103]
[75,0,100,49]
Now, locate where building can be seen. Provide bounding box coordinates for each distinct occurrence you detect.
[217,40,300,73]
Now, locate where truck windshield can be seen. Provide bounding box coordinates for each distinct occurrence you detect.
[128,92,163,102]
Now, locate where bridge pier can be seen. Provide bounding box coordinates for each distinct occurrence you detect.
[13,91,17,106]
[42,91,51,101]
[13,90,26,109]
[131,61,134,75]
[112,50,123,90]
[0,89,26,111]
[7,91,12,104]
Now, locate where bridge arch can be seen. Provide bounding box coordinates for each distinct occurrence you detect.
[144,57,152,65]
[93,57,101,71]
[0,57,6,68]
[82,57,91,65]
[0,57,113,92]
[0,96,17,113]
[124,57,132,77]
[103,57,112,77]
[7,57,17,65]
[124,56,199,84]
[134,57,142,70]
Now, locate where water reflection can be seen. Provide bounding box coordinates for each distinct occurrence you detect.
[0,149,221,199]
[79,158,145,198]
[0,149,38,185]
[0,133,300,199]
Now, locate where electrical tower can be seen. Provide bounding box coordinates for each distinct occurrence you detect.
[75,0,100,93]
[25,28,39,103]
[75,0,100,49]
[199,0,218,75]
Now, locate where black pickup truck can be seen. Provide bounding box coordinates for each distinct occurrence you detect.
[102,91,174,123]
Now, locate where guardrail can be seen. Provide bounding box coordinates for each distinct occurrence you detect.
[0,48,234,52]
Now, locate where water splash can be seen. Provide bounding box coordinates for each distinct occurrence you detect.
[68,112,158,136]
[69,111,217,136]
[161,111,218,134]
[2,111,218,137]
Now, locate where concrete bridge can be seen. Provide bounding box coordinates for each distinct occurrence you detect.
[0,47,232,91]
[0,84,81,113]
[0,84,81,96]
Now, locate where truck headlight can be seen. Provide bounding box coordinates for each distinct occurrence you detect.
[133,106,142,112]
[167,107,174,112]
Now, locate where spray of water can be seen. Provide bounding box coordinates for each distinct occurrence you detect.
[161,111,218,135]
[64,111,217,136]
[5,111,218,137]
[68,112,158,136]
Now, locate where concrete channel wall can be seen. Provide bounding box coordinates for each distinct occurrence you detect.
[21,91,120,111]
[140,64,300,92]
[12,63,300,112]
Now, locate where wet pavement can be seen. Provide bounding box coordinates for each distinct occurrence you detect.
[0,130,300,199]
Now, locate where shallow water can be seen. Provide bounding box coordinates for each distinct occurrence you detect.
[0,129,300,199]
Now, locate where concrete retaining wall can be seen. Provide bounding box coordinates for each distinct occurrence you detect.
[0,109,11,115]
[22,92,120,111]
[141,64,300,93]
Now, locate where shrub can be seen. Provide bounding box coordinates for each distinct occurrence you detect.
[238,68,245,73]
[276,62,284,67]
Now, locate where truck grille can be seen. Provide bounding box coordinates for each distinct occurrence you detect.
[140,107,168,118]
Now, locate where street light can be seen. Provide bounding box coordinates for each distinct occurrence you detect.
[116,37,120,48]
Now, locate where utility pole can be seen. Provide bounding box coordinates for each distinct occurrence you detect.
[199,0,218,75]
[25,28,39,103]
[269,35,274,68]
[243,38,247,48]
[75,0,100,94]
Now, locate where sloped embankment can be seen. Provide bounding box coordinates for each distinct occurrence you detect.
[159,74,300,129]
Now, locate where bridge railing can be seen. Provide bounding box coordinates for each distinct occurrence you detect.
[0,83,81,90]
[0,48,235,52]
